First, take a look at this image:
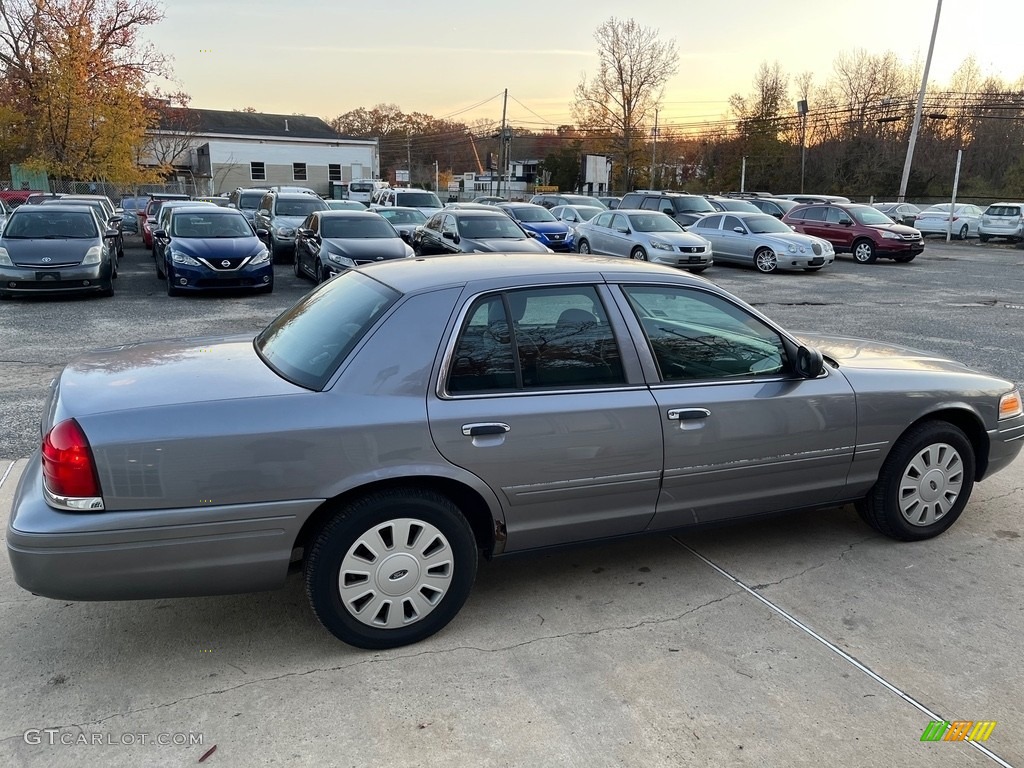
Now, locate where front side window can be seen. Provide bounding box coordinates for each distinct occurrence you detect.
[256,271,399,390]
[447,286,625,393]
[722,215,744,233]
[622,285,786,382]
[250,162,266,181]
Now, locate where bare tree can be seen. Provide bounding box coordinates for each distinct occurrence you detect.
[572,17,678,190]
[143,93,201,172]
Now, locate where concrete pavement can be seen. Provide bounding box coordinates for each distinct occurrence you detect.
[1,452,1020,767]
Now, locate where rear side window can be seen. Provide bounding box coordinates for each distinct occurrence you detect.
[796,206,826,222]
[447,286,625,393]
[255,271,399,390]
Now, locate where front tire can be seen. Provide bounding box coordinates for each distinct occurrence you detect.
[577,240,591,254]
[304,488,478,649]
[855,421,975,541]
[754,247,778,273]
[852,239,877,264]
[630,247,647,261]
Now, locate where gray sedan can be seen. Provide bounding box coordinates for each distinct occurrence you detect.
[7,254,1023,649]
[574,209,712,272]
[690,212,835,273]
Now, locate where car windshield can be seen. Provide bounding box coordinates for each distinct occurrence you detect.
[327,201,365,210]
[3,210,97,238]
[276,199,327,217]
[255,271,400,390]
[459,216,525,239]
[397,192,442,208]
[378,209,427,224]
[172,212,253,238]
[321,217,397,239]
[745,215,793,234]
[238,193,264,210]
[510,206,556,223]
[563,195,604,208]
[627,214,681,233]
[570,206,603,221]
[850,208,896,226]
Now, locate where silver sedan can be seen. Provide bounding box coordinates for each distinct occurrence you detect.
[574,209,712,272]
[689,211,835,273]
[7,254,1023,649]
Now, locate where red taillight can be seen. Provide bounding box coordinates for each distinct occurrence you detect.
[41,419,101,499]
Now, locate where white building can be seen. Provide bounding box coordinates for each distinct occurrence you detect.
[144,107,379,196]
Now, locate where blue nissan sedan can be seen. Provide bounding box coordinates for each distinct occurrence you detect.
[154,208,273,295]
[496,203,575,252]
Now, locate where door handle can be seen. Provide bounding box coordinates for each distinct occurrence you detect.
[462,422,511,437]
[667,408,711,421]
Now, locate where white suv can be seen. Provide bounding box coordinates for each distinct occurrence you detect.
[375,188,443,216]
[979,202,1024,243]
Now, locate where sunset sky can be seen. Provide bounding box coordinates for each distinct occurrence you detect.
[147,0,1024,131]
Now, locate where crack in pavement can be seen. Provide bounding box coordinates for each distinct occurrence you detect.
[0,590,741,740]
[977,485,1024,504]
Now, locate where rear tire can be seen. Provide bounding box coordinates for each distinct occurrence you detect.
[852,239,877,264]
[979,234,989,243]
[855,421,975,541]
[958,224,969,240]
[304,488,478,649]
[893,254,916,263]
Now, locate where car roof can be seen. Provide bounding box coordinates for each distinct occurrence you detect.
[359,252,710,295]
[170,206,242,215]
[448,209,512,217]
[319,210,380,218]
[376,206,423,212]
[11,203,98,215]
[699,210,775,218]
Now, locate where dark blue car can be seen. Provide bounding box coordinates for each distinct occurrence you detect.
[496,203,574,252]
[154,208,273,296]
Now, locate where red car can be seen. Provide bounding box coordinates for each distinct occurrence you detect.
[140,194,192,249]
[782,202,924,264]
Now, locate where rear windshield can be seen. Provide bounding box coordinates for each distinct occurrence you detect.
[509,206,556,223]
[321,217,396,239]
[397,192,442,208]
[349,182,374,193]
[378,208,427,224]
[986,205,1021,217]
[675,197,716,214]
[255,271,400,390]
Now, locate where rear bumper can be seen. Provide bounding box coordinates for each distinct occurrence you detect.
[6,452,320,601]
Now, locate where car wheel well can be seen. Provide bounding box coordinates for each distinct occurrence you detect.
[899,409,990,481]
[292,477,497,563]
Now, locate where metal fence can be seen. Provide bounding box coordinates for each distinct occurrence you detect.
[0,179,200,201]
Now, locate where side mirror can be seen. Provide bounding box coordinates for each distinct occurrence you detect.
[840,218,853,226]
[227,203,237,208]
[526,231,538,238]
[255,228,270,239]
[733,226,745,234]
[114,208,124,215]
[108,215,123,224]
[257,209,270,217]
[615,226,630,234]
[153,229,167,239]
[104,228,119,239]
[442,230,454,240]
[296,227,312,237]
[796,346,825,378]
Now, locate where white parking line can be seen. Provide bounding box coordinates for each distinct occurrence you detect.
[0,460,15,490]
[673,537,1015,767]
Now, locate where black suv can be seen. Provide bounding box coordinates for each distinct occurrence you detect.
[617,191,716,226]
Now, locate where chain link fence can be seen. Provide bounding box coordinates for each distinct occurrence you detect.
[1,179,200,201]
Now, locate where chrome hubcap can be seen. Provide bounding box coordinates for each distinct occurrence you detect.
[339,518,453,629]
[899,442,963,526]
[855,244,871,260]
[756,250,776,271]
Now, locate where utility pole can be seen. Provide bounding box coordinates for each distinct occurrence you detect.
[797,99,809,193]
[651,109,658,188]
[898,0,942,202]
[945,149,963,243]
[406,136,412,187]
[496,88,508,198]
[740,156,746,193]
[434,160,439,195]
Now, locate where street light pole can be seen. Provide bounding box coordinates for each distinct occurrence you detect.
[898,0,942,202]
[797,99,808,194]
[651,108,658,187]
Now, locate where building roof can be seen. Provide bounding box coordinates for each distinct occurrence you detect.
[155,106,364,141]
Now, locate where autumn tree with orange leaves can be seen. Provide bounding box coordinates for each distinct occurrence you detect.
[0,0,174,183]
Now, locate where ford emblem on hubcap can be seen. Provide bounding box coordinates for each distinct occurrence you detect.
[388,569,409,581]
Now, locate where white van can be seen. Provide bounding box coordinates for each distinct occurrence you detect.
[348,179,389,205]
